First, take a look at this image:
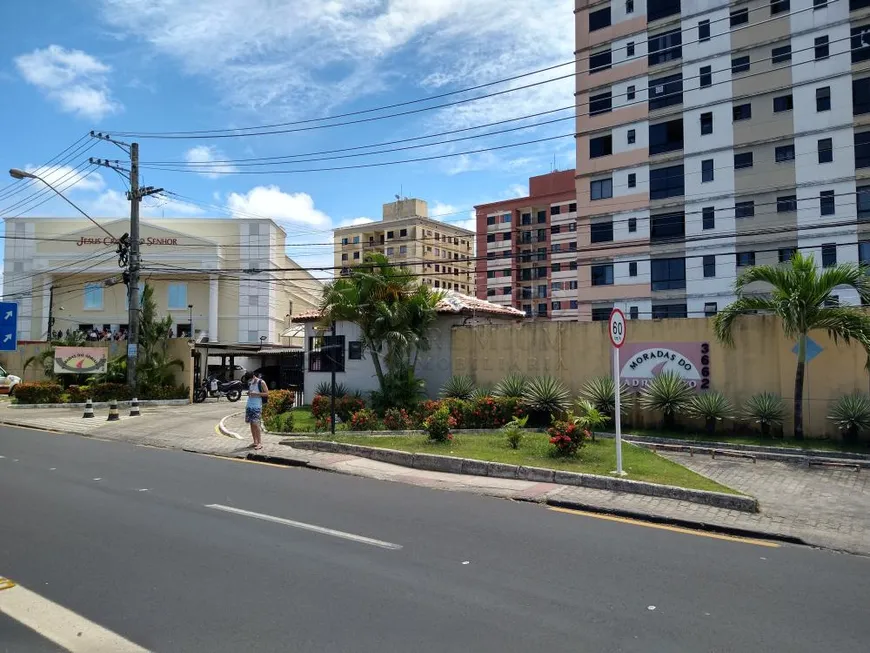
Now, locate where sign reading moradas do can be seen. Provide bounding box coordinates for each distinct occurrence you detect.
[619,342,711,391]
[76,236,179,246]
[53,347,108,374]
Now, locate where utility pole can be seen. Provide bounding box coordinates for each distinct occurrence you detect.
[46,285,54,340]
[88,133,162,391]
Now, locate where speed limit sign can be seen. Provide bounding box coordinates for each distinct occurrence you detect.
[608,308,626,348]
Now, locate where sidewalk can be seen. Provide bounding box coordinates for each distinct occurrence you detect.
[2,403,868,555]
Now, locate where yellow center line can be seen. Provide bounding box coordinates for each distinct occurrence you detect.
[548,507,780,548]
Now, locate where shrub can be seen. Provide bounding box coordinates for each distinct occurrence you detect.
[14,382,63,404]
[417,399,443,425]
[314,416,332,432]
[639,371,694,429]
[828,393,870,442]
[66,385,89,403]
[742,392,785,437]
[470,386,492,401]
[440,375,476,400]
[265,412,295,433]
[369,366,425,413]
[349,408,380,431]
[383,408,413,430]
[523,376,570,425]
[687,391,732,434]
[503,414,529,450]
[574,399,610,442]
[311,393,365,422]
[76,382,134,402]
[262,389,296,422]
[580,376,631,418]
[548,418,587,456]
[462,396,523,429]
[493,373,528,399]
[314,381,350,398]
[311,394,330,419]
[423,404,456,442]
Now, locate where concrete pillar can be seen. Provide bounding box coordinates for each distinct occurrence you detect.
[209,275,219,342]
[41,274,52,339]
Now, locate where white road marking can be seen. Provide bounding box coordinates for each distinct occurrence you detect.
[205,504,403,550]
[49,468,56,471]
[93,478,101,481]
[137,489,149,492]
[0,578,150,652]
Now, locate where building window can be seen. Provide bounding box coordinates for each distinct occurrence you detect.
[701,159,714,182]
[387,231,394,239]
[353,252,360,260]
[400,228,408,237]
[521,213,531,225]
[570,261,578,271]
[589,134,613,158]
[649,119,684,154]
[733,103,752,121]
[704,303,718,317]
[626,0,634,13]
[551,205,561,216]
[591,178,613,200]
[486,216,496,226]
[537,211,547,224]
[551,263,561,273]
[651,258,686,291]
[779,247,796,263]
[627,173,637,188]
[590,90,613,116]
[551,301,562,311]
[730,8,749,26]
[736,252,756,267]
[648,73,683,110]
[699,65,712,88]
[648,28,682,66]
[627,129,636,144]
[815,35,830,60]
[352,236,360,244]
[537,304,547,318]
[771,0,790,14]
[503,232,512,241]
[775,144,795,162]
[551,243,561,253]
[486,234,496,243]
[822,243,837,267]
[627,41,636,57]
[550,224,561,234]
[167,283,187,309]
[860,241,870,265]
[84,283,103,310]
[487,288,496,297]
[591,221,614,243]
[854,78,870,116]
[777,195,798,213]
[820,190,836,216]
[731,55,750,74]
[857,131,870,168]
[626,85,636,100]
[502,214,511,223]
[700,112,713,135]
[399,245,407,255]
[648,0,680,21]
[649,164,684,199]
[628,217,637,232]
[569,221,577,231]
[816,87,831,112]
[503,287,512,295]
[629,306,639,319]
[773,94,793,112]
[814,0,828,8]
[734,152,753,169]
[772,44,792,64]
[703,255,716,278]
[588,6,611,31]
[348,341,363,360]
[341,253,348,261]
[590,48,613,73]
[859,186,870,221]
[487,270,496,279]
[698,19,711,42]
[629,261,638,277]
[341,237,349,245]
[650,212,685,241]
[591,307,612,322]
[652,304,688,319]
[818,138,833,163]
[852,25,870,63]
[591,264,614,286]
[702,206,715,230]
[735,201,755,218]
[308,335,346,372]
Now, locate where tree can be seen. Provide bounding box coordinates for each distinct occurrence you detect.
[135,284,184,389]
[714,253,870,440]
[319,253,442,395]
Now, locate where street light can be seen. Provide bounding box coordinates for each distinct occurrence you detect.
[8,168,115,241]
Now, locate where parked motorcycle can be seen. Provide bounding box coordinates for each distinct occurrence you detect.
[194,374,243,403]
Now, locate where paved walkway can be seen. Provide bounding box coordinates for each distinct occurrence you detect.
[2,402,868,555]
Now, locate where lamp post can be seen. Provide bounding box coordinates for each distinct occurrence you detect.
[188,304,194,341]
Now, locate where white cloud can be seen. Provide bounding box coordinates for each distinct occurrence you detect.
[226,185,330,228]
[336,216,375,227]
[184,145,238,179]
[14,45,121,120]
[430,201,475,232]
[23,166,106,193]
[506,183,527,198]
[84,189,204,217]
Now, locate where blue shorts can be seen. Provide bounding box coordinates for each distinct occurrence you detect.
[245,406,262,424]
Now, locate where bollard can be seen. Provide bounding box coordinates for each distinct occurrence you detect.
[82,399,95,419]
[107,399,120,421]
[129,397,140,417]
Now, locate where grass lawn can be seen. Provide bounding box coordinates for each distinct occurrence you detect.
[328,433,739,494]
[289,407,316,432]
[627,428,870,454]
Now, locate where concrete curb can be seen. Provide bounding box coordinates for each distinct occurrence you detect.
[218,413,244,440]
[289,440,758,512]
[10,399,189,409]
[0,418,83,436]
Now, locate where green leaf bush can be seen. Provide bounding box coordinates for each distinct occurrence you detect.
[14,382,63,404]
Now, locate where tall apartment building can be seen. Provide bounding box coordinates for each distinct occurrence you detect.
[475,170,580,319]
[334,198,475,293]
[575,0,870,321]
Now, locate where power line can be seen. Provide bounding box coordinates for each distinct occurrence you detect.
[0,134,91,201]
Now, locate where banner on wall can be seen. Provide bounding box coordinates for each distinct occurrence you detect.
[53,347,108,374]
[619,342,710,391]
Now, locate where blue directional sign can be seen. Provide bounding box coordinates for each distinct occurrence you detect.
[792,336,823,363]
[0,302,18,351]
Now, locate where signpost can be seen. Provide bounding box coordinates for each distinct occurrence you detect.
[0,302,18,352]
[608,308,627,476]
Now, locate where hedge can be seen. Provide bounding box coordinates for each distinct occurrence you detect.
[14,382,64,404]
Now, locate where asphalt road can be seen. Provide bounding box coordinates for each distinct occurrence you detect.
[1,425,868,653]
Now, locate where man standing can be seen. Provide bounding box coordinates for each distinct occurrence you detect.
[245,370,269,450]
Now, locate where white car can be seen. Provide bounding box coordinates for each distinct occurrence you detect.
[0,365,21,396]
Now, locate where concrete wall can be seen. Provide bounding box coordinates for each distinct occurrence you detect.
[451,316,870,438]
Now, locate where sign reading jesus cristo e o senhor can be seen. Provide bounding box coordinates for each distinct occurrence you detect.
[619,342,711,391]
[76,236,180,246]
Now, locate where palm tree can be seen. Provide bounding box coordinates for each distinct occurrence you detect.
[714,253,870,440]
[24,330,88,385]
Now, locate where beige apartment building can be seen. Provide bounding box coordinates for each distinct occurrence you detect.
[2,217,322,344]
[333,198,475,293]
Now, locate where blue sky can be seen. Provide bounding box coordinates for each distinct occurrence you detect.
[0,0,575,279]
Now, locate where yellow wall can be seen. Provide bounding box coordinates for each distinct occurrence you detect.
[451,316,870,438]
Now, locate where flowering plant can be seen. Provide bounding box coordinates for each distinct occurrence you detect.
[423,404,456,442]
[383,408,413,430]
[349,408,380,431]
[547,419,588,456]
